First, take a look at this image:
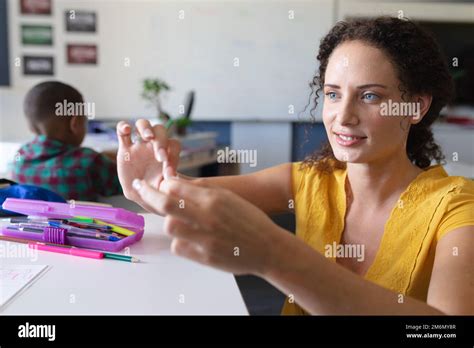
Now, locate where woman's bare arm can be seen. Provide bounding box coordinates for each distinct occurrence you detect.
[427,226,474,315]
[178,163,293,215]
[263,225,473,315]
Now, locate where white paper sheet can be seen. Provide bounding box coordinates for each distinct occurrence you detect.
[0,265,49,309]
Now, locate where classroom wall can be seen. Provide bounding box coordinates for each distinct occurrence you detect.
[3,0,334,122]
[0,0,9,86]
[1,0,472,171]
[0,0,333,171]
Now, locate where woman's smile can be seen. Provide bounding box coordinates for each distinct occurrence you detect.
[333,132,367,147]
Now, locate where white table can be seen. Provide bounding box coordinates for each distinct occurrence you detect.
[0,213,248,315]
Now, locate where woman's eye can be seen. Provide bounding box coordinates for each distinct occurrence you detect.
[362,93,379,101]
[325,92,338,100]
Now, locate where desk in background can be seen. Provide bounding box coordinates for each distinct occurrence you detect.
[0,131,219,179]
[83,131,219,174]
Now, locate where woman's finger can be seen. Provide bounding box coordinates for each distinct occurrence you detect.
[163,139,181,179]
[135,119,169,162]
[150,124,169,163]
[170,238,205,263]
[159,177,213,204]
[134,178,207,225]
[163,215,206,242]
[116,121,132,148]
[135,119,154,140]
[132,179,182,216]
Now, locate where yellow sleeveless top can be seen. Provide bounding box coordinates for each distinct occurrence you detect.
[282,162,474,315]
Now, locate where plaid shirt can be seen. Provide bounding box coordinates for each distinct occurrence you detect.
[12,135,122,201]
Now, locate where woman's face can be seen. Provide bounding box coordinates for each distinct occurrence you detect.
[322,40,416,165]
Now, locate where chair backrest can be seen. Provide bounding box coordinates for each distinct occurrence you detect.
[184,90,195,119]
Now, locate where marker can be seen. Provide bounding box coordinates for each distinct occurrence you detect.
[28,242,104,259]
[94,219,135,237]
[71,216,94,223]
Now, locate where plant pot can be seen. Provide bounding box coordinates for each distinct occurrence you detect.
[176,126,187,136]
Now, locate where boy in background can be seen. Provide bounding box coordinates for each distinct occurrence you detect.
[12,81,122,201]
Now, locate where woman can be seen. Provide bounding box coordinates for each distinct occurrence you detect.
[115,17,473,315]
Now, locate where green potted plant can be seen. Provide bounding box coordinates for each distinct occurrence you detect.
[141,78,171,122]
[166,116,192,136]
[141,78,193,136]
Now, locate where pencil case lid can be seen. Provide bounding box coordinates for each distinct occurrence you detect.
[2,198,144,230]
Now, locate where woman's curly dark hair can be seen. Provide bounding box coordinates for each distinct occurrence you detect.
[302,17,454,172]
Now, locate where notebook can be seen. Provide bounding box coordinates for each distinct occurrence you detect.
[0,264,49,309]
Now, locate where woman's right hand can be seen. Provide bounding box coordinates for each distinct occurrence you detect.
[116,119,181,212]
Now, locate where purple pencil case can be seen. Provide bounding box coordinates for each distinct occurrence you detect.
[1,198,145,252]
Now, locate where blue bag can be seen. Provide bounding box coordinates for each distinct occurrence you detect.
[0,181,66,216]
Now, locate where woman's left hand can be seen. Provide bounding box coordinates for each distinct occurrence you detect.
[132,177,286,276]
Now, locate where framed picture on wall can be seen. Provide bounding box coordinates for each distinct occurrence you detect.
[65,10,97,32]
[21,24,53,45]
[0,0,10,86]
[67,44,97,65]
[20,0,52,15]
[23,55,54,75]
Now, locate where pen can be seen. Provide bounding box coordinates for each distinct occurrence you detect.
[2,217,111,231]
[26,219,117,234]
[65,220,113,232]
[1,217,61,223]
[67,232,121,242]
[6,225,121,242]
[6,226,46,233]
[66,221,120,238]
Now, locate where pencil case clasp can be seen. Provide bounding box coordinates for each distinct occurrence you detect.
[44,227,67,245]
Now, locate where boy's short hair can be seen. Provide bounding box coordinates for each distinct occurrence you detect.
[23,81,83,124]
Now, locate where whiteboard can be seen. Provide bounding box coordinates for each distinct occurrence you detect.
[10,0,335,121]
